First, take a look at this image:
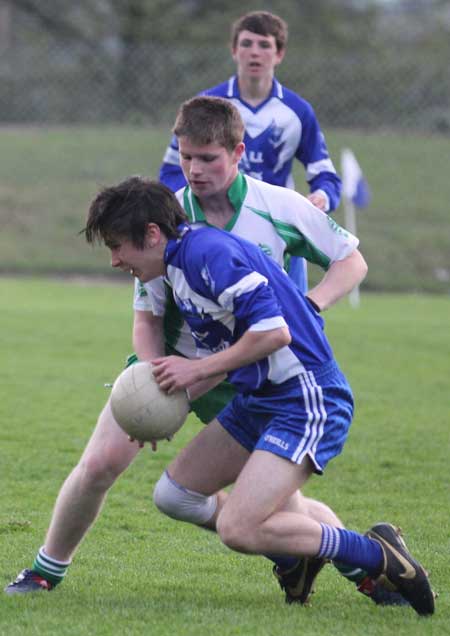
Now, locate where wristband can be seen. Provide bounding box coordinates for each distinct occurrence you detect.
[306,297,321,313]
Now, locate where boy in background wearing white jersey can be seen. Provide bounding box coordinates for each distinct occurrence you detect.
[5,98,403,607]
[160,11,341,294]
[81,176,434,617]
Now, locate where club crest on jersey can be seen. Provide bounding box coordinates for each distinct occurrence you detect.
[268,121,284,149]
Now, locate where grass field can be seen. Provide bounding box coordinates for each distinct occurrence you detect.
[1,277,448,635]
[0,125,449,292]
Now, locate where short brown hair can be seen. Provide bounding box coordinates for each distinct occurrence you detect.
[173,96,244,152]
[231,11,288,52]
[84,177,188,248]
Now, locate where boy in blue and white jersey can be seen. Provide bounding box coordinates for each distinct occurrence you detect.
[159,11,341,293]
[83,176,434,617]
[164,224,334,393]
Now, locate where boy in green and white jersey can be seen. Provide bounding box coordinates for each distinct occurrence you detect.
[134,170,357,369]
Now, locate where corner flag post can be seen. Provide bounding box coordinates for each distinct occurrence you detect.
[344,193,360,308]
[341,148,371,309]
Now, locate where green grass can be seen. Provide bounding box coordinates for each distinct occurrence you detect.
[0,125,449,292]
[1,277,448,635]
[0,126,167,274]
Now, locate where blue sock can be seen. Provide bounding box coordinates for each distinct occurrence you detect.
[317,524,383,577]
[265,554,299,572]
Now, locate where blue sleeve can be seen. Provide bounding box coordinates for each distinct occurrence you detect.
[187,233,285,329]
[158,135,187,192]
[298,105,341,211]
[285,93,342,212]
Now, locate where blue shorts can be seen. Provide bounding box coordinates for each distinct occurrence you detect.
[216,360,353,474]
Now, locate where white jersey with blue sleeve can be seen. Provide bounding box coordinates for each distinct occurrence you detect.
[164,224,334,393]
[160,76,341,212]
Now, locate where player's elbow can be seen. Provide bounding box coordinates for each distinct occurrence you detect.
[342,249,368,287]
[354,250,368,284]
[272,327,292,351]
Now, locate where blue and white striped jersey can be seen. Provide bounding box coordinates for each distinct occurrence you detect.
[134,174,358,360]
[159,76,341,212]
[164,223,334,393]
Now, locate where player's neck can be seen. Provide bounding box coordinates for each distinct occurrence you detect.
[199,193,235,229]
[238,75,273,107]
[195,170,239,228]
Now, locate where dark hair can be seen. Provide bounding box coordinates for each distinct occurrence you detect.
[231,11,288,52]
[173,96,244,152]
[84,177,188,248]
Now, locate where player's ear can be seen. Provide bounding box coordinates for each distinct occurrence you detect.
[233,142,245,164]
[274,47,285,66]
[145,223,161,247]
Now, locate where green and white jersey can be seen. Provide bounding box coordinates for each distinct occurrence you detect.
[133,173,358,358]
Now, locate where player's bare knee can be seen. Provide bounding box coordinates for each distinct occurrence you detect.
[78,413,139,489]
[216,511,252,552]
[153,471,217,525]
[77,449,125,490]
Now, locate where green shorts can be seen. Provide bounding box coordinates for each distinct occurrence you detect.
[125,350,236,424]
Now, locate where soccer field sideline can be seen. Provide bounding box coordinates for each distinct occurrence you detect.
[1,278,448,635]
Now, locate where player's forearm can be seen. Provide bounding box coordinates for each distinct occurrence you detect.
[152,327,291,394]
[186,374,227,402]
[195,327,291,381]
[307,249,368,311]
[132,311,165,360]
